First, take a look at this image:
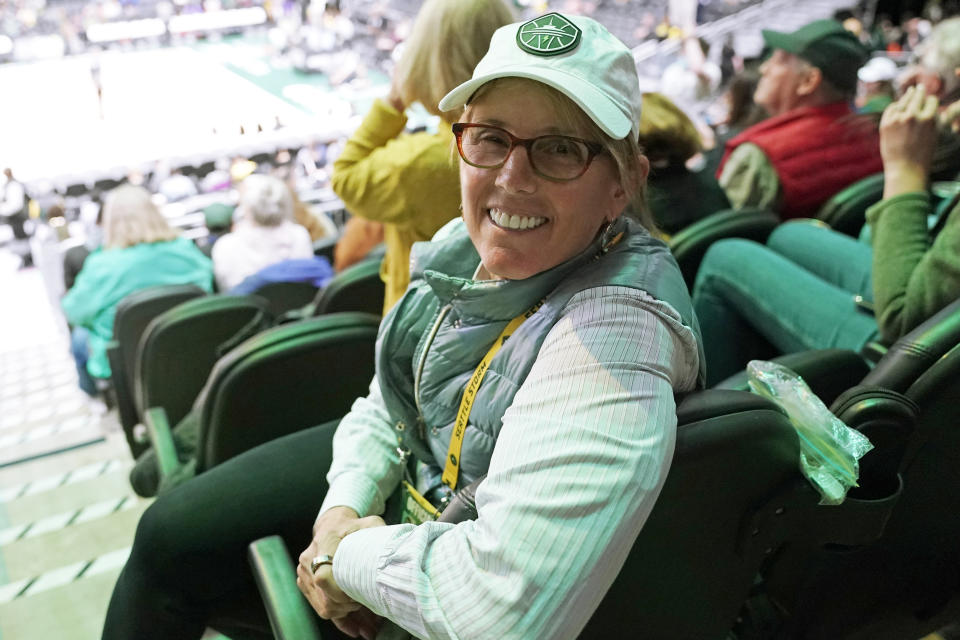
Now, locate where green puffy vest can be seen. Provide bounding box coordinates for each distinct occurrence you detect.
[374,217,705,498]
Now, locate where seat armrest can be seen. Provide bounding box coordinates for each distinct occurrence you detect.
[862,298,960,392]
[248,536,324,640]
[713,349,870,407]
[669,208,780,289]
[859,341,888,364]
[144,407,181,479]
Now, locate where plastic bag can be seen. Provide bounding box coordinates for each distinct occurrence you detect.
[747,360,874,505]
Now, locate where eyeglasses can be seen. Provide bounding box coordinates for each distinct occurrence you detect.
[452,123,605,182]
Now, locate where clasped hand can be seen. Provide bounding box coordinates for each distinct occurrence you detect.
[297,506,386,639]
[879,85,941,197]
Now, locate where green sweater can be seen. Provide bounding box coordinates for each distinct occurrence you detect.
[62,237,213,378]
[865,191,960,343]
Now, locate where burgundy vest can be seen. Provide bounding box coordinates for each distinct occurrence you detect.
[718,102,882,219]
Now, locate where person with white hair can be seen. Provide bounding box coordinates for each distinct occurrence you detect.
[897,16,960,177]
[211,173,314,291]
[906,16,960,105]
[62,184,212,396]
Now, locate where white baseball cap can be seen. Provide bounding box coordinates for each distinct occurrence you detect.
[438,12,642,141]
[858,56,898,83]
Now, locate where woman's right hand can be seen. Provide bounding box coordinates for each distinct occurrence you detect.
[296,506,385,638]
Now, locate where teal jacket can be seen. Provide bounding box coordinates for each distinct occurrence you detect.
[62,237,213,378]
[375,216,705,498]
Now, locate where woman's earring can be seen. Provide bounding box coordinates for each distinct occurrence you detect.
[599,219,613,238]
[599,219,623,254]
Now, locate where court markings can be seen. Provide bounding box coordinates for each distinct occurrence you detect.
[0,546,131,604]
[0,458,127,503]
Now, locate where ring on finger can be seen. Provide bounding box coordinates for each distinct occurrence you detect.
[310,554,334,574]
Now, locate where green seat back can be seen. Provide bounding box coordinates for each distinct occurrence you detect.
[197,312,380,472]
[136,294,272,429]
[311,258,384,317]
[669,208,780,290]
[815,172,884,237]
[108,284,206,456]
[249,281,321,317]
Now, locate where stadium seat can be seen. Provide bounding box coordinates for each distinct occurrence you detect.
[145,312,379,485]
[93,177,123,193]
[246,388,898,640]
[308,256,385,317]
[814,172,884,237]
[135,294,272,432]
[716,299,960,639]
[247,281,321,317]
[669,172,885,291]
[312,235,338,263]
[669,207,780,289]
[106,284,207,457]
[63,182,89,198]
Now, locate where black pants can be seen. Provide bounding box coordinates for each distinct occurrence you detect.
[102,421,352,640]
[7,211,29,240]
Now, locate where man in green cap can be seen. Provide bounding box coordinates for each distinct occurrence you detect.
[716,19,883,218]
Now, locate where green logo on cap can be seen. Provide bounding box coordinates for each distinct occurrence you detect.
[516,13,581,57]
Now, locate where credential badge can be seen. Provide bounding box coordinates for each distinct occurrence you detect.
[516,13,582,57]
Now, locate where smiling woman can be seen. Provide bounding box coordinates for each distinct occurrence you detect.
[455,78,633,280]
[102,13,705,640]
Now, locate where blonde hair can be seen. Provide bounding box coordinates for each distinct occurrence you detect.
[102,185,179,249]
[637,92,702,164]
[238,174,293,227]
[462,78,656,233]
[394,0,514,125]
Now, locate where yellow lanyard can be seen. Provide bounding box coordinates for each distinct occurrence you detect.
[440,299,544,490]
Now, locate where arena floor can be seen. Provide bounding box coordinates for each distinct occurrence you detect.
[0,33,389,185]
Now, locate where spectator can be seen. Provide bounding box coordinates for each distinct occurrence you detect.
[857,56,898,113]
[692,82,960,385]
[157,166,199,203]
[716,19,883,218]
[896,16,960,178]
[61,185,212,396]
[211,174,314,291]
[902,16,960,103]
[702,65,765,177]
[638,92,729,233]
[230,256,334,295]
[660,36,722,114]
[330,0,515,313]
[290,183,331,243]
[1,168,29,241]
[195,202,234,257]
[333,215,384,272]
[101,14,703,640]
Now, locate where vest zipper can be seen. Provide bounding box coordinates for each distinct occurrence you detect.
[414,303,451,440]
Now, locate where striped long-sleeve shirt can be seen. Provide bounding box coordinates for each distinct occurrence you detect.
[322,286,701,639]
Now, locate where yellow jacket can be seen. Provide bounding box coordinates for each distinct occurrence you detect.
[332,99,461,312]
